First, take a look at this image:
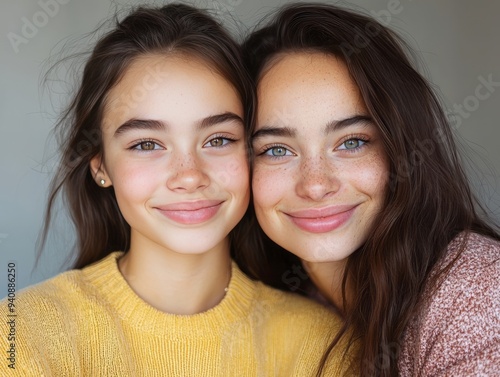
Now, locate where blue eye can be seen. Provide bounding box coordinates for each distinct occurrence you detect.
[338,138,366,150]
[263,146,293,157]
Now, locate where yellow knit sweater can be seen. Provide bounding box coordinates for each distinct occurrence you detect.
[1,252,347,376]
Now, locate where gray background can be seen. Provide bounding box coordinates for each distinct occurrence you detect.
[1,0,499,298]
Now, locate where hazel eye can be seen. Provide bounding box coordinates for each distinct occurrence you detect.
[203,136,235,148]
[132,141,161,151]
[141,141,155,150]
[210,138,224,147]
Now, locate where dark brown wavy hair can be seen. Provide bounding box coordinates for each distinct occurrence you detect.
[242,3,500,376]
[39,3,255,269]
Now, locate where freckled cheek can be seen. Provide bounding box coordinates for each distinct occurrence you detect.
[209,154,249,194]
[252,165,292,211]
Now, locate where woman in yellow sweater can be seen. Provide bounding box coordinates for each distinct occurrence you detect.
[0,4,347,376]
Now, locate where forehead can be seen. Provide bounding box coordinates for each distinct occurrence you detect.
[256,52,366,128]
[102,54,242,131]
[258,51,358,98]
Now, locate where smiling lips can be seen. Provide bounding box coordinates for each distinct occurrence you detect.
[156,200,224,224]
[284,204,358,233]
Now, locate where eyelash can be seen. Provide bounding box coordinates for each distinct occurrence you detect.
[258,143,295,159]
[203,134,238,148]
[257,134,370,159]
[128,134,238,152]
[336,134,370,153]
[129,139,163,151]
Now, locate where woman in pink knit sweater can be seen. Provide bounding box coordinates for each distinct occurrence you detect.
[242,3,500,376]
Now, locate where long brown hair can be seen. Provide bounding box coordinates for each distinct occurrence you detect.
[242,3,500,375]
[39,3,255,269]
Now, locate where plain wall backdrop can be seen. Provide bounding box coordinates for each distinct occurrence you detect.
[1,0,499,297]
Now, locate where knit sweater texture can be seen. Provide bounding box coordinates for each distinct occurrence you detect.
[1,252,347,376]
[399,233,500,376]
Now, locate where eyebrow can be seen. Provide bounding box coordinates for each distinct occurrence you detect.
[324,115,372,134]
[252,126,296,140]
[114,112,243,137]
[114,119,165,136]
[252,114,372,141]
[198,112,244,129]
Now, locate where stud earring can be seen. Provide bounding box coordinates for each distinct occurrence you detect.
[100,179,106,186]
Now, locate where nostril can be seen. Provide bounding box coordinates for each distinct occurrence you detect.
[167,166,210,192]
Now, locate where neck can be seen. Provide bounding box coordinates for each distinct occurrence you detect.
[119,239,232,315]
[302,259,349,313]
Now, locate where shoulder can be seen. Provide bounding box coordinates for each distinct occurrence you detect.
[0,253,123,375]
[1,268,88,315]
[0,269,86,375]
[253,280,340,326]
[400,232,500,375]
[431,232,499,304]
[441,232,500,275]
[249,282,349,375]
[1,252,120,313]
[254,282,344,342]
[430,233,500,316]
[230,261,339,327]
[0,253,121,336]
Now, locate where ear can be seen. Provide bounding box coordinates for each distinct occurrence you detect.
[89,154,112,187]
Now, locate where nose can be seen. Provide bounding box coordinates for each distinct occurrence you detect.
[166,152,210,193]
[295,155,340,201]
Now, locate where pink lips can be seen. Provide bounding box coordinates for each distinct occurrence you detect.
[156,200,223,225]
[284,204,357,233]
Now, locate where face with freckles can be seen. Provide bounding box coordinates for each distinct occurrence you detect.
[90,54,249,257]
[252,52,389,263]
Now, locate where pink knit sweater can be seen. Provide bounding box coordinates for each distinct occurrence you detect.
[398,233,500,376]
